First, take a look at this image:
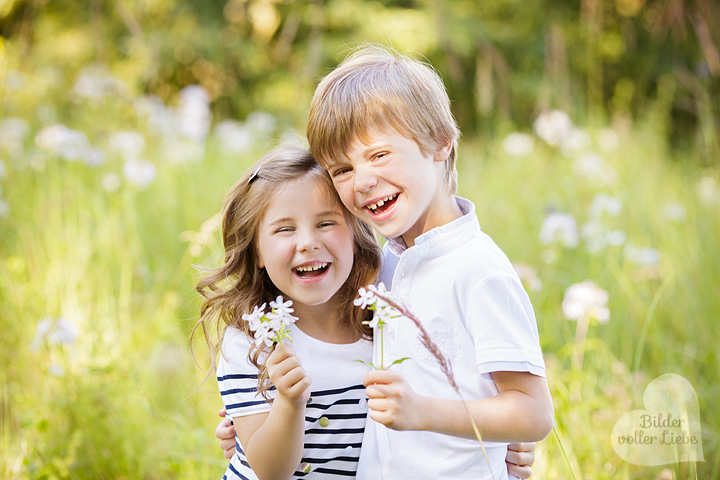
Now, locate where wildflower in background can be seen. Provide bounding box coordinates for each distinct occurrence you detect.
[35,124,104,166]
[214,120,253,153]
[660,202,687,222]
[71,65,125,100]
[572,152,617,185]
[122,159,157,190]
[0,117,29,159]
[533,109,573,147]
[0,160,5,180]
[0,198,8,217]
[178,85,212,141]
[624,244,661,266]
[279,128,306,147]
[48,364,66,377]
[108,130,146,160]
[513,263,542,292]
[560,127,591,153]
[134,95,176,137]
[539,211,579,248]
[562,281,610,324]
[101,173,122,192]
[596,128,619,151]
[244,296,298,347]
[589,193,622,218]
[246,111,277,135]
[502,132,534,157]
[696,176,719,207]
[581,220,626,253]
[31,317,78,350]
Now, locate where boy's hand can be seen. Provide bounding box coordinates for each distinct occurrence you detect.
[363,369,424,431]
[267,344,312,405]
[215,408,237,459]
[506,442,535,479]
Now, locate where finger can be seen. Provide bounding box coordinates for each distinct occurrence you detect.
[507,463,532,479]
[508,442,535,453]
[363,368,400,386]
[219,437,236,450]
[224,446,236,460]
[218,407,227,418]
[505,449,534,468]
[215,418,234,439]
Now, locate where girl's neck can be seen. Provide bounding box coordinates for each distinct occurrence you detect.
[292,300,358,344]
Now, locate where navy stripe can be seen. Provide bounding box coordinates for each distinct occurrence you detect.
[310,384,365,397]
[220,386,258,395]
[296,467,357,477]
[305,413,366,422]
[307,399,360,410]
[226,399,268,410]
[305,427,365,435]
[218,373,257,381]
[300,456,359,465]
[227,461,252,480]
[304,442,362,449]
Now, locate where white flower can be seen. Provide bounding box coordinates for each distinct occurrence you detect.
[178,85,212,140]
[72,66,124,100]
[539,212,579,248]
[122,159,156,189]
[279,128,307,147]
[0,117,29,158]
[35,124,89,161]
[354,287,377,309]
[660,202,687,222]
[246,111,276,135]
[562,281,610,324]
[560,127,591,153]
[624,244,661,266]
[572,152,617,185]
[0,160,5,181]
[108,130,146,159]
[270,296,295,318]
[101,173,122,192]
[533,110,573,147]
[214,120,253,153]
[513,263,542,292]
[589,193,622,218]
[0,199,8,217]
[242,303,267,331]
[134,95,176,137]
[597,128,619,152]
[696,176,718,206]
[31,317,78,349]
[48,364,66,377]
[502,133,534,157]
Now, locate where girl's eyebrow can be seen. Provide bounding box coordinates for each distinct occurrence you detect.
[268,217,293,226]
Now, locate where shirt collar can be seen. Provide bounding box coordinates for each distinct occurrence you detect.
[384,197,479,256]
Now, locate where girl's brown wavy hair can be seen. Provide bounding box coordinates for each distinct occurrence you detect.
[194,145,380,400]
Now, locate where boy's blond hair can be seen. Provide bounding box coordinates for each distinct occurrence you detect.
[307,44,461,194]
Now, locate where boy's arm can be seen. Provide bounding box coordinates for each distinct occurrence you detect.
[231,344,312,480]
[364,369,553,442]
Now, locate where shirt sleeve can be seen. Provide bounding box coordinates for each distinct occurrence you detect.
[465,272,546,377]
[216,327,273,418]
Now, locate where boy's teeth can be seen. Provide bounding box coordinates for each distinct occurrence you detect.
[368,194,396,211]
[296,262,327,272]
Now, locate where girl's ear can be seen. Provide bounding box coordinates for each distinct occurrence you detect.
[433,140,453,163]
[256,252,265,270]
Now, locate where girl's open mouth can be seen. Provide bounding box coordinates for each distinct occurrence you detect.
[365,193,398,216]
[293,262,329,278]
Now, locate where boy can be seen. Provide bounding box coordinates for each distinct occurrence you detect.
[305,45,553,479]
[215,44,548,479]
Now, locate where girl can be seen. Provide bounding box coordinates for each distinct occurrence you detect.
[195,145,381,479]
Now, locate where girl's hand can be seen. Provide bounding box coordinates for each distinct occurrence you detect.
[215,408,237,460]
[506,442,535,479]
[363,369,425,431]
[266,344,312,405]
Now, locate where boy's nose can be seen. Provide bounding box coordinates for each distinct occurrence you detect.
[353,167,378,193]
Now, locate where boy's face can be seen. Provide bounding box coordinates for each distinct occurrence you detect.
[327,127,452,246]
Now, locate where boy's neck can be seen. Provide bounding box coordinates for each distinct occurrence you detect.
[401,193,462,248]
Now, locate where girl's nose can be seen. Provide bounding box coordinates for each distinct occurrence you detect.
[296,229,321,252]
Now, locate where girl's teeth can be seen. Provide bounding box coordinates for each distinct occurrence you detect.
[296,263,327,272]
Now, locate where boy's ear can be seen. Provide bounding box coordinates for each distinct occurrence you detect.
[433,140,453,163]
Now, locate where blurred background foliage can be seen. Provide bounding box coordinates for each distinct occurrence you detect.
[1,0,719,479]
[1,0,719,159]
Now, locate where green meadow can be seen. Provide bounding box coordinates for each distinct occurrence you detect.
[1,1,719,478]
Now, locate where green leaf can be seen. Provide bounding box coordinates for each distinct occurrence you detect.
[389,357,411,367]
[353,359,376,369]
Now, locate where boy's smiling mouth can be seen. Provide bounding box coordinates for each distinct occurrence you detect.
[293,262,330,278]
[365,193,398,216]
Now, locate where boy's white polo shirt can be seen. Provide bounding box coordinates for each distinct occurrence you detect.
[358,197,545,480]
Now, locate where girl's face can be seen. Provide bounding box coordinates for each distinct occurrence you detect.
[256,176,355,311]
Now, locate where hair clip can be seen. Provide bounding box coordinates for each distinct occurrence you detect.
[248,167,261,184]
